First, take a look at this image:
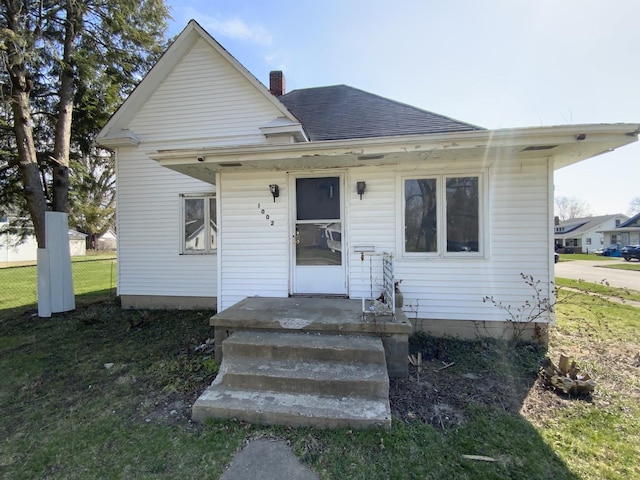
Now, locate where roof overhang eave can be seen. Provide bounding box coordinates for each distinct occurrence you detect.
[149,123,639,175]
[96,129,141,149]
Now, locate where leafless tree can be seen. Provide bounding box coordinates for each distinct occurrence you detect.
[555,196,593,221]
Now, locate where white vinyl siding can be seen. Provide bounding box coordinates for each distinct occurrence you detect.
[116,36,290,302]
[218,172,290,311]
[116,148,217,298]
[128,38,281,148]
[347,167,397,300]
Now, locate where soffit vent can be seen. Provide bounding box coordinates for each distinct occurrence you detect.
[522,145,558,151]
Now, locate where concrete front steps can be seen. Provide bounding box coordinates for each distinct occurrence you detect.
[192,330,391,429]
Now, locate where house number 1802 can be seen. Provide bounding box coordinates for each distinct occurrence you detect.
[257,203,275,226]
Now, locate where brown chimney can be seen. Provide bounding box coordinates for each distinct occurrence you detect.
[269,70,285,96]
[554,216,560,226]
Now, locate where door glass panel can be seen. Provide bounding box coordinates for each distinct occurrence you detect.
[296,222,342,265]
[296,177,340,220]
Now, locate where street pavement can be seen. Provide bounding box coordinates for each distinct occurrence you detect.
[555,258,640,291]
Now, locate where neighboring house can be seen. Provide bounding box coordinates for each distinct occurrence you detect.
[554,214,628,253]
[599,212,640,247]
[0,219,38,264]
[68,229,87,256]
[0,218,86,263]
[97,20,639,338]
[95,227,117,251]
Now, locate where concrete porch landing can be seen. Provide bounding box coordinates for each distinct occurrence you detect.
[211,296,413,378]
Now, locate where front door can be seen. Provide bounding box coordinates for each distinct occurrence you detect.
[293,175,346,294]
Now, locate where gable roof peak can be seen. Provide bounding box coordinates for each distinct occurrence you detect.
[98,20,303,146]
[620,211,640,227]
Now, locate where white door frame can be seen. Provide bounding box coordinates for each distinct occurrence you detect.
[289,171,348,295]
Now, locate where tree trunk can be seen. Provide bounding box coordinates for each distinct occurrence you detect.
[52,1,79,213]
[6,4,48,247]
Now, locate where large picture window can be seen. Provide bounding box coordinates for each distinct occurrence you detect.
[181,194,216,254]
[404,175,482,257]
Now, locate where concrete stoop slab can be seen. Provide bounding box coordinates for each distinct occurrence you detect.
[211,297,412,378]
[192,386,392,429]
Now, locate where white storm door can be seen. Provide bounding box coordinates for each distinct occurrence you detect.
[293,175,346,295]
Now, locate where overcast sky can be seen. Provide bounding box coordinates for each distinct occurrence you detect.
[166,0,639,216]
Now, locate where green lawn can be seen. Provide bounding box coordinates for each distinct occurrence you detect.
[0,255,116,313]
[556,277,640,302]
[558,253,619,262]
[0,281,638,479]
[597,261,640,272]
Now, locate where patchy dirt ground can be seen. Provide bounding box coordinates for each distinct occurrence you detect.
[389,342,538,430]
[145,325,638,432]
[153,333,546,430]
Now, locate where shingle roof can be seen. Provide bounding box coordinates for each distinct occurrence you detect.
[554,214,624,236]
[619,212,640,228]
[278,85,483,141]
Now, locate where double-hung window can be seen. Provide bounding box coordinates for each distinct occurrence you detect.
[181,194,216,254]
[403,174,483,257]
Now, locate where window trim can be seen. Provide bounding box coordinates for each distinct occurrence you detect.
[180,193,217,255]
[400,172,486,259]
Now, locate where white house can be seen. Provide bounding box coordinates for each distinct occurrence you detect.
[599,212,640,247]
[95,227,117,251]
[0,219,38,264]
[554,214,628,253]
[1,218,86,264]
[97,21,639,339]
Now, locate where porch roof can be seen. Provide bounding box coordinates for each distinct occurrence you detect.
[150,123,639,185]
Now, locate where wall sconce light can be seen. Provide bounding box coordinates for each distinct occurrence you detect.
[356,181,366,200]
[269,184,280,202]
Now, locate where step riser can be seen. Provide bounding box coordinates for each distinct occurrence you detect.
[223,342,385,365]
[192,387,392,429]
[221,372,388,398]
[192,403,390,429]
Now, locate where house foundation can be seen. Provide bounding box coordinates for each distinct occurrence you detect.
[412,318,549,346]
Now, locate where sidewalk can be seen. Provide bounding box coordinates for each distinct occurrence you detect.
[560,286,640,308]
[220,439,318,480]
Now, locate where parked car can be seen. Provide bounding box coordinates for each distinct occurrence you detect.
[599,245,621,257]
[621,244,640,261]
